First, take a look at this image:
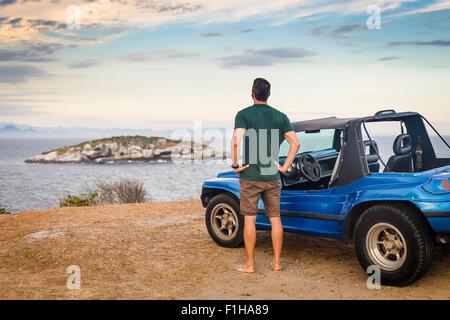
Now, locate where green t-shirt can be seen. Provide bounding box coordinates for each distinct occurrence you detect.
[234,104,294,181]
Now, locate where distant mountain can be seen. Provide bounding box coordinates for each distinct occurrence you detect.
[0,124,35,134]
[0,122,171,139]
[1,125,20,132]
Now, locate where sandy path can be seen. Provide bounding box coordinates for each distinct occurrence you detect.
[0,200,449,299]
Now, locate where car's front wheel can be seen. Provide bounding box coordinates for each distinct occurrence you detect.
[205,194,244,248]
[353,204,433,286]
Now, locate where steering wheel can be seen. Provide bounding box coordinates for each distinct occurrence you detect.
[298,154,322,182]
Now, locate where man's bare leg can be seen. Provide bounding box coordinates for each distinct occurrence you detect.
[236,215,257,273]
[269,216,283,271]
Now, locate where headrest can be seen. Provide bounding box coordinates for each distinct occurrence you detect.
[364,140,379,163]
[393,134,412,155]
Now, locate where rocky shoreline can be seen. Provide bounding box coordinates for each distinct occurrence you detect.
[25,136,227,164]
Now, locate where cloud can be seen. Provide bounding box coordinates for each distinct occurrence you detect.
[117,50,199,62]
[220,47,315,68]
[201,32,223,37]
[238,28,253,34]
[0,43,62,62]
[59,26,131,45]
[0,91,61,98]
[332,24,365,35]
[378,56,401,61]
[154,3,203,14]
[0,1,432,45]
[0,98,60,103]
[310,26,327,36]
[311,24,365,38]
[388,40,450,47]
[0,0,16,7]
[28,19,66,30]
[430,64,448,68]
[0,104,45,116]
[8,17,22,27]
[390,0,450,17]
[0,65,49,83]
[68,59,101,69]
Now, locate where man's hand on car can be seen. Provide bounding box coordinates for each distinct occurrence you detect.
[274,161,289,175]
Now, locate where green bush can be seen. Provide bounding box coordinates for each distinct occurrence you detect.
[60,192,98,207]
[0,208,11,215]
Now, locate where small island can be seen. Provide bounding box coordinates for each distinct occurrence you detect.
[25,136,226,164]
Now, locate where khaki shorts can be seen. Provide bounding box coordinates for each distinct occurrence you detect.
[239,179,281,218]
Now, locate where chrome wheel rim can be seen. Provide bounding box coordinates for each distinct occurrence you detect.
[365,223,407,271]
[210,203,239,241]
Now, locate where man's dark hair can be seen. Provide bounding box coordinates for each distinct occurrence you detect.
[252,78,271,101]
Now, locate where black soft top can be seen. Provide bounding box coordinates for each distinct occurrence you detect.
[291,110,424,188]
[292,117,355,131]
[292,111,420,132]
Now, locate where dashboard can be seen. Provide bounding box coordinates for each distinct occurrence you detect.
[280,149,339,187]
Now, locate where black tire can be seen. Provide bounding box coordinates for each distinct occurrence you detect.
[353,204,433,286]
[205,194,244,248]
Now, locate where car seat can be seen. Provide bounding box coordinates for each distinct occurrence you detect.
[384,134,413,172]
[364,140,380,173]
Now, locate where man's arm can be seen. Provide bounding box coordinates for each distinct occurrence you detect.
[232,128,250,173]
[276,131,300,174]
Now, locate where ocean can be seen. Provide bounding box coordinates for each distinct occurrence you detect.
[0,136,449,212]
[0,138,229,212]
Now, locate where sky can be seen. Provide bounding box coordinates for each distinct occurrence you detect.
[0,0,449,132]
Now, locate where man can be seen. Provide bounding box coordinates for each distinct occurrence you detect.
[232,78,300,273]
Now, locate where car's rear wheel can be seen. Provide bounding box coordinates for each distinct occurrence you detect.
[205,194,244,248]
[353,204,433,286]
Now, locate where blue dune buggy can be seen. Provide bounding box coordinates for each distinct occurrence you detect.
[201,110,450,286]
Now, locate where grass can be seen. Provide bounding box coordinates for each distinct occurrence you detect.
[59,192,98,207]
[0,208,11,215]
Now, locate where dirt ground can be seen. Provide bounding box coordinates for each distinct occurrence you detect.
[0,200,449,300]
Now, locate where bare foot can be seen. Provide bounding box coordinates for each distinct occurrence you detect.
[235,264,255,274]
[271,259,282,272]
